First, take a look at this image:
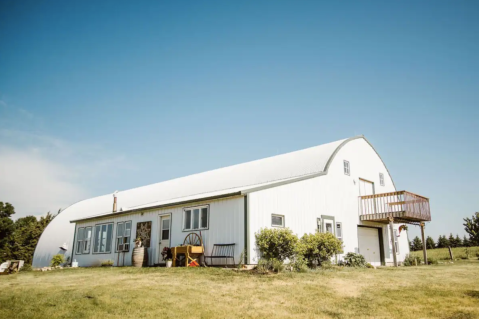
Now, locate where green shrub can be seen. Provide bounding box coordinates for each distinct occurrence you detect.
[427,257,438,265]
[366,263,374,269]
[20,264,32,272]
[255,228,299,262]
[255,258,284,274]
[50,254,65,267]
[101,260,114,267]
[291,256,308,273]
[297,232,343,267]
[343,252,367,267]
[403,254,422,266]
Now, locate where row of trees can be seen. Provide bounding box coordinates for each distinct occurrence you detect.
[0,202,55,264]
[410,212,479,251]
[410,234,473,251]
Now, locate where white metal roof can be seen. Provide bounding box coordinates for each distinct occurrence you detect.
[32,136,356,267]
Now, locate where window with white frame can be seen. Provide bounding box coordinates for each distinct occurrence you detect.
[271,214,285,227]
[379,173,385,186]
[76,227,92,254]
[116,221,132,252]
[344,160,350,175]
[393,229,400,254]
[93,223,113,253]
[317,218,322,233]
[183,205,208,231]
[336,222,343,241]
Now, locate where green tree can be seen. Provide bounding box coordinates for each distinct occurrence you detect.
[463,212,479,246]
[0,202,15,263]
[463,235,470,247]
[426,236,436,249]
[411,236,423,251]
[8,213,54,264]
[437,235,449,248]
[448,234,456,247]
[455,234,463,248]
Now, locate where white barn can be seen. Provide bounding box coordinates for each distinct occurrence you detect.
[32,135,431,268]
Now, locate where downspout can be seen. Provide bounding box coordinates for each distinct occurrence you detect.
[71,223,77,266]
[244,195,249,265]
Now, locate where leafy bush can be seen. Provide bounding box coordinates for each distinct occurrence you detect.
[291,256,309,272]
[101,260,114,267]
[427,257,438,265]
[297,232,343,267]
[343,252,367,267]
[403,254,422,266]
[50,254,65,267]
[256,258,284,274]
[366,263,374,269]
[255,228,299,262]
[20,263,32,272]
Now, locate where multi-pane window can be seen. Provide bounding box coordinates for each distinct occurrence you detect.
[76,227,92,254]
[116,221,132,252]
[183,206,208,231]
[393,229,400,254]
[379,173,385,186]
[336,222,343,241]
[317,218,322,233]
[344,160,350,175]
[93,223,113,253]
[271,214,285,227]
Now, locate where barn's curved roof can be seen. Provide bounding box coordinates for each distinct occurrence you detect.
[33,135,385,267]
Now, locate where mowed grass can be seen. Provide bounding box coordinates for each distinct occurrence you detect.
[1,261,479,319]
[410,246,479,261]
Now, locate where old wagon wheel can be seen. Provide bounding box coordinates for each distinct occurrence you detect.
[183,233,202,246]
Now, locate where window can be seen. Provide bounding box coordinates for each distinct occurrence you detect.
[183,205,208,231]
[271,214,285,227]
[317,218,322,233]
[379,173,385,186]
[161,218,170,241]
[116,221,132,252]
[344,160,350,175]
[336,222,343,241]
[393,229,400,254]
[76,227,92,254]
[324,221,334,234]
[93,223,113,254]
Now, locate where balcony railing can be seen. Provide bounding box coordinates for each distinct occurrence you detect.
[359,191,431,224]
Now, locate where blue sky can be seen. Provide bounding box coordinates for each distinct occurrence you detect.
[0,0,478,240]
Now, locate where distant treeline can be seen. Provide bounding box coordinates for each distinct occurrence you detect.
[410,234,474,251]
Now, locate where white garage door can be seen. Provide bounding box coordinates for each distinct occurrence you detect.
[358,227,382,266]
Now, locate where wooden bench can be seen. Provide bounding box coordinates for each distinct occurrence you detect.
[204,243,235,266]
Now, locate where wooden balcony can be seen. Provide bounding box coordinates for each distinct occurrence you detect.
[359,191,431,224]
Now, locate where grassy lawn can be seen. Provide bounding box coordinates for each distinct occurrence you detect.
[410,246,479,261]
[1,261,479,318]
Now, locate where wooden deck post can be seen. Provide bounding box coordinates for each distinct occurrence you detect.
[389,217,398,267]
[420,222,428,265]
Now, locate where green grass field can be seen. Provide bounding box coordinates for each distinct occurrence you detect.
[410,246,479,261]
[1,261,479,318]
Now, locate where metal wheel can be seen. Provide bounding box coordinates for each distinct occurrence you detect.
[183,232,202,246]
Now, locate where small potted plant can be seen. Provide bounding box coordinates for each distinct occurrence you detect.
[161,247,172,267]
[135,237,143,248]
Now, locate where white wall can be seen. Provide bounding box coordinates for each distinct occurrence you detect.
[73,196,245,267]
[247,138,410,264]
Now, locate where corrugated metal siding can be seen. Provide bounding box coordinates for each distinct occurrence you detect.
[248,138,410,264]
[73,197,245,267]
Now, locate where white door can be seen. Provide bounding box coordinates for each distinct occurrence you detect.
[358,227,381,266]
[359,178,375,196]
[158,215,171,264]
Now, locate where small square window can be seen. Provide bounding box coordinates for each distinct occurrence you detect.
[379,173,385,186]
[271,214,284,227]
[344,160,350,175]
